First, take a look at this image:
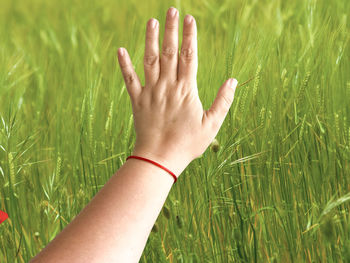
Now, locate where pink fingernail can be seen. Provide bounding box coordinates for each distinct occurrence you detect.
[185,15,193,25]
[229,78,238,89]
[150,19,158,29]
[169,7,178,18]
[118,48,125,56]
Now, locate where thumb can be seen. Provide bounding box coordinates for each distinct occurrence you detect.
[205,78,238,132]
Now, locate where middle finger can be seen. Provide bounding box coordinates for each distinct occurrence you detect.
[160,7,179,83]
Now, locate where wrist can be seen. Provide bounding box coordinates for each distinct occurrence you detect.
[131,147,191,177]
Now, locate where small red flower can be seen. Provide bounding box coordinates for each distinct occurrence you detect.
[0,210,9,224]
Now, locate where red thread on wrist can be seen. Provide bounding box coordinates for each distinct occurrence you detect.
[126,155,177,183]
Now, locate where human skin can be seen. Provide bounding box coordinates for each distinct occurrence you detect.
[30,7,238,263]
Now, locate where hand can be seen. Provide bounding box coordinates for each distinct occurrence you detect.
[117,7,238,176]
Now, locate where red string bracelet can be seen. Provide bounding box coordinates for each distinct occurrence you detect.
[126,155,177,183]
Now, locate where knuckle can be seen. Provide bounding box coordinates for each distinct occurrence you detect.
[180,48,195,62]
[119,62,128,71]
[135,97,146,108]
[152,93,161,103]
[165,23,177,31]
[145,35,154,42]
[167,85,181,99]
[144,55,158,67]
[183,31,194,38]
[135,91,150,108]
[180,81,192,94]
[162,47,177,58]
[221,94,232,111]
[124,72,135,85]
[151,90,166,104]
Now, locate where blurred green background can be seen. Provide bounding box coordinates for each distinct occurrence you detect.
[0,0,350,262]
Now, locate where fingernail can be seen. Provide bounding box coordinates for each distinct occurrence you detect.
[118,48,125,56]
[169,7,178,18]
[185,15,193,25]
[229,78,238,89]
[150,19,158,29]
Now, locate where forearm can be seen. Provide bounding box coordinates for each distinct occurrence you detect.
[30,157,181,263]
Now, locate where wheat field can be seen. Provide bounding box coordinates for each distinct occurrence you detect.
[0,0,350,262]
